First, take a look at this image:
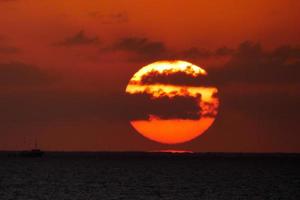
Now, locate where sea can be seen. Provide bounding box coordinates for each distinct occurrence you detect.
[0,152,299,200]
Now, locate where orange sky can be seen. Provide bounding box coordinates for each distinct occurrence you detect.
[0,0,299,152]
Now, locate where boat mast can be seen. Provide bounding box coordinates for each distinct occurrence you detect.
[34,137,38,149]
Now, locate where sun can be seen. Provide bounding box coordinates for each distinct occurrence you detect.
[125,60,219,144]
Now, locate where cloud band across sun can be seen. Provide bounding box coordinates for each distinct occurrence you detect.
[125,60,219,144]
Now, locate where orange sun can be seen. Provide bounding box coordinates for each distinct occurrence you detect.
[126,60,219,144]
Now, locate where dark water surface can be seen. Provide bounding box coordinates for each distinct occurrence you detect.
[0,153,299,200]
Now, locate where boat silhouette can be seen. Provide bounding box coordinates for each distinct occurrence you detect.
[19,138,44,157]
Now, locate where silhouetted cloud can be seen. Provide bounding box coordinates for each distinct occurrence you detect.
[208,41,300,86]
[271,45,300,61]
[110,37,169,60]
[0,45,20,54]
[0,62,55,86]
[0,90,194,125]
[139,68,211,86]
[123,92,201,120]
[105,36,237,62]
[221,89,300,121]
[56,30,99,47]
[215,46,235,56]
[0,91,104,125]
[203,41,300,137]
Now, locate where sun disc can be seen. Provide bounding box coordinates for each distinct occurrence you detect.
[125,60,219,144]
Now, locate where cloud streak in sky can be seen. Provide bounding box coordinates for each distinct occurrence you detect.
[0,46,20,54]
[111,37,167,59]
[0,62,56,86]
[123,92,201,120]
[55,31,100,47]
[102,36,236,62]
[208,41,300,86]
[139,69,211,86]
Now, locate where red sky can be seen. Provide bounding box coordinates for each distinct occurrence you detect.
[0,0,299,152]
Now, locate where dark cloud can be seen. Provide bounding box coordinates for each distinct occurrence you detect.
[223,92,299,119]
[56,30,99,47]
[105,35,299,65]
[111,37,168,60]
[139,68,212,86]
[105,36,238,62]
[109,36,230,61]
[0,45,20,54]
[112,37,227,61]
[204,41,300,148]
[0,84,218,127]
[0,90,199,125]
[0,62,55,86]
[201,102,219,118]
[271,45,300,62]
[0,91,105,125]
[208,41,300,86]
[123,92,201,120]
[215,46,235,56]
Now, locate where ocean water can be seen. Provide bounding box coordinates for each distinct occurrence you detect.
[0,153,299,200]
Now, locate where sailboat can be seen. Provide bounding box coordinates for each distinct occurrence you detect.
[19,138,44,157]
